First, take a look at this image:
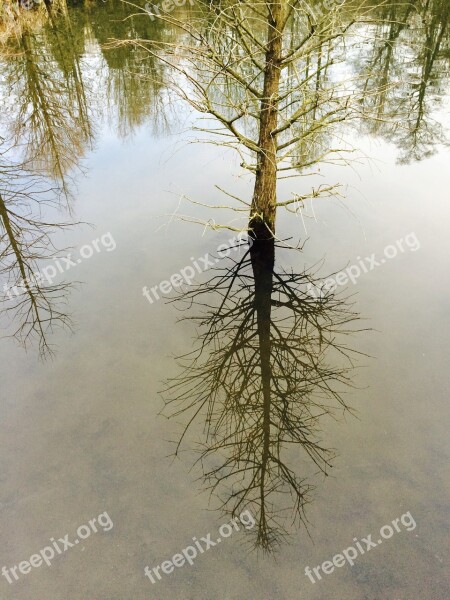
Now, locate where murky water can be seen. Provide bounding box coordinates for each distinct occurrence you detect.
[0,1,449,599]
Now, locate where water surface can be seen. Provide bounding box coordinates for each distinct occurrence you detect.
[0,1,449,598]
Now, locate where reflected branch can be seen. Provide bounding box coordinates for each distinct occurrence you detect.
[0,148,76,357]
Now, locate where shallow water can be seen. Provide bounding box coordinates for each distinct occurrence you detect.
[0,1,449,599]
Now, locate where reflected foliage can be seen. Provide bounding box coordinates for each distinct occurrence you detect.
[2,29,91,190]
[358,0,450,162]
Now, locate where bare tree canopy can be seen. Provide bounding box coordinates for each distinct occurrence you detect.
[110,0,449,239]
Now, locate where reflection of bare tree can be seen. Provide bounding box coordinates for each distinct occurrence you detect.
[398,0,450,162]
[91,0,170,137]
[163,239,362,549]
[359,0,450,162]
[44,9,93,144]
[0,146,74,357]
[104,52,170,138]
[2,23,93,192]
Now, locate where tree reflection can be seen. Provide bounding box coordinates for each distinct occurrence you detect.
[0,0,168,356]
[90,0,170,137]
[1,0,448,167]
[2,27,92,193]
[358,0,450,162]
[162,239,363,549]
[0,145,75,357]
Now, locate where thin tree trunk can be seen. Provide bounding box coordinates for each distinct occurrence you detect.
[249,1,283,240]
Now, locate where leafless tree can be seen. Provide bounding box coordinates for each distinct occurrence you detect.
[110,0,393,240]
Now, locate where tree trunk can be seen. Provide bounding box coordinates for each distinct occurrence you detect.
[249,1,283,240]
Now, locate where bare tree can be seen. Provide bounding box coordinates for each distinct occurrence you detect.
[110,0,391,239]
[109,0,450,237]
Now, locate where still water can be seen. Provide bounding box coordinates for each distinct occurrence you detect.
[0,1,449,598]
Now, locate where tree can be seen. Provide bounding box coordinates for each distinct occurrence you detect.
[112,0,388,239]
[118,0,447,548]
